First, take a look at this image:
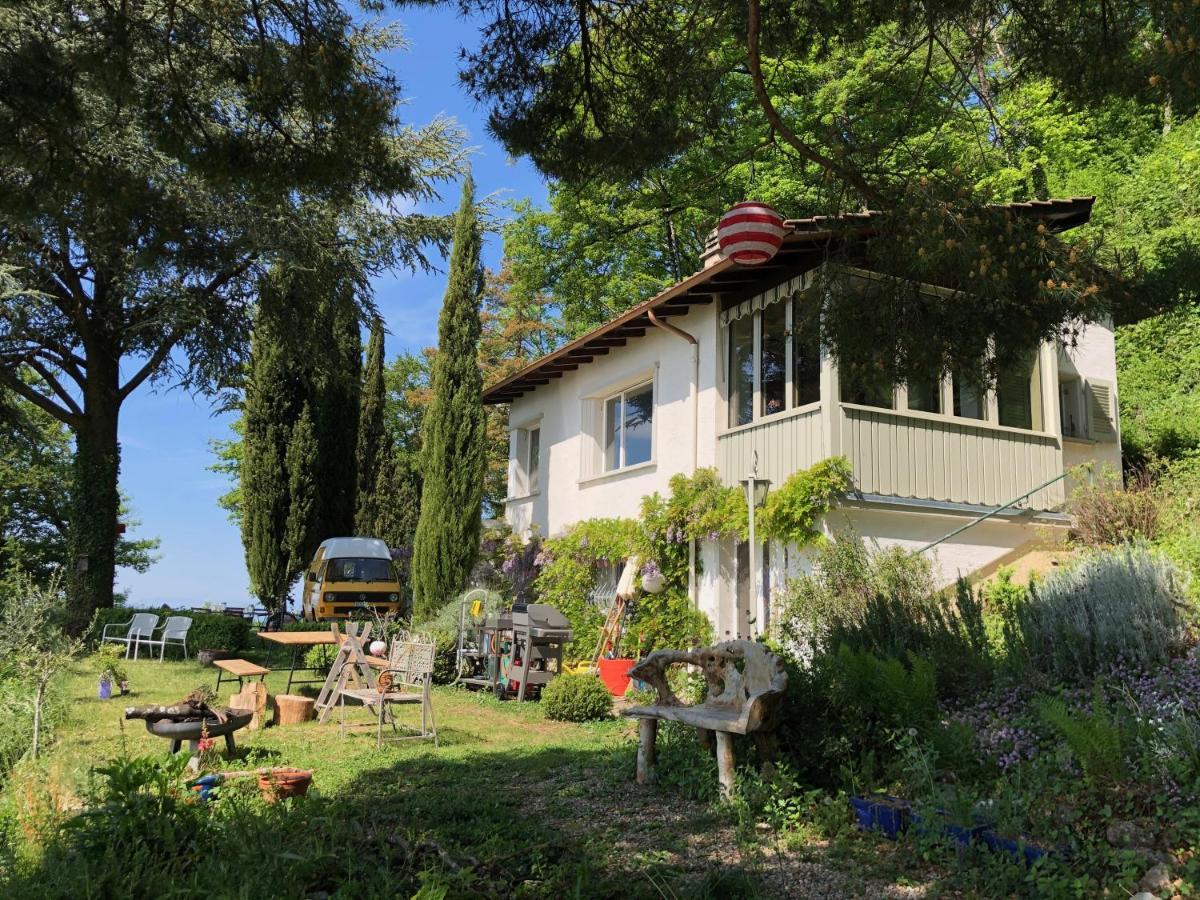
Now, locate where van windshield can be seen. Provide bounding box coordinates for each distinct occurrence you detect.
[325,557,396,584]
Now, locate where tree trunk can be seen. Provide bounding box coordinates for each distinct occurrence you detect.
[32,678,45,759]
[66,347,121,635]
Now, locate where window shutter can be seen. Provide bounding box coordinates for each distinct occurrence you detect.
[1086,379,1117,442]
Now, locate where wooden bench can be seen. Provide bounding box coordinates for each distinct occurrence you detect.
[621,640,787,798]
[214,658,271,693]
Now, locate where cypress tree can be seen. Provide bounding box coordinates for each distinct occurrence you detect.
[241,276,305,612]
[354,321,386,535]
[411,176,486,619]
[285,404,319,579]
[370,439,422,605]
[313,281,361,540]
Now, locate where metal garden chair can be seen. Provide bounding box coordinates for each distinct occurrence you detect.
[338,634,438,748]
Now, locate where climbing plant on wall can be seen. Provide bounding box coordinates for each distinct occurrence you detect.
[757,456,854,546]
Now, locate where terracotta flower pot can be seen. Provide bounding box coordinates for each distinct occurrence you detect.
[257,767,313,804]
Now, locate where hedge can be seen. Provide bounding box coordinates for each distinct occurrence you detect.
[87,608,252,655]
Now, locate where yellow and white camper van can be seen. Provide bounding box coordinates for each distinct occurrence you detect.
[301,537,404,620]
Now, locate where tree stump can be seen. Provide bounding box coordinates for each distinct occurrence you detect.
[274,694,315,726]
[229,682,270,731]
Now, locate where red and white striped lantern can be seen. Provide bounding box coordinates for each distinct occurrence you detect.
[717,201,786,265]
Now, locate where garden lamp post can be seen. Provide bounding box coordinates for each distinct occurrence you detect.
[740,453,771,637]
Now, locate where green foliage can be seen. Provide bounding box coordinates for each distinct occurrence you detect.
[95,645,127,685]
[354,321,387,536]
[1,385,158,583]
[1156,453,1200,601]
[625,590,713,659]
[1117,303,1200,463]
[533,518,638,659]
[283,405,319,581]
[540,674,613,722]
[1003,542,1192,684]
[776,537,990,698]
[1037,686,1128,783]
[412,177,487,619]
[757,457,852,546]
[87,609,251,655]
[826,647,939,735]
[638,468,745,592]
[0,572,82,759]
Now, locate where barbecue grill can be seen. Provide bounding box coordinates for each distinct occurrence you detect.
[454,601,572,701]
[509,603,573,701]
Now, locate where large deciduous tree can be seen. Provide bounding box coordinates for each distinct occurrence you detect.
[411,177,486,618]
[0,1,461,630]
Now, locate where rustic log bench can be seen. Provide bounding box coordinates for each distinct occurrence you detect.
[214,658,271,693]
[621,640,787,798]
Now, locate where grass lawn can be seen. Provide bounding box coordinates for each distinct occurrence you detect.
[0,654,941,898]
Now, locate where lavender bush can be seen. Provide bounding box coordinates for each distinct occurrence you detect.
[1003,542,1192,685]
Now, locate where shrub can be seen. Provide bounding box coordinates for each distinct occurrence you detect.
[412,590,505,684]
[87,607,252,655]
[775,536,936,652]
[625,589,713,658]
[540,673,612,722]
[775,536,990,698]
[1003,542,1192,684]
[1069,465,1162,547]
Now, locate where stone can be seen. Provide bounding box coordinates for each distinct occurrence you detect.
[1130,893,1160,900]
[1138,863,1171,896]
[1106,819,1154,849]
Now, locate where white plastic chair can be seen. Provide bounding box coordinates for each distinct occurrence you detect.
[157,616,192,660]
[100,613,162,659]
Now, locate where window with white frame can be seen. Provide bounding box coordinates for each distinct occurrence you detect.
[603,381,653,470]
[525,426,541,492]
[511,423,541,496]
[726,291,822,428]
[1059,377,1086,438]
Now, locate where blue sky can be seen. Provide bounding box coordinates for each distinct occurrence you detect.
[116,7,547,610]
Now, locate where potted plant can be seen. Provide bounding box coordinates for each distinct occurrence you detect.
[96,644,127,700]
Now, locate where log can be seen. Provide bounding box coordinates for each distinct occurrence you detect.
[229,682,270,731]
[123,703,227,723]
[274,694,315,726]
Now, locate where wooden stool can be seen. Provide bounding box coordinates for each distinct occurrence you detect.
[274,694,315,726]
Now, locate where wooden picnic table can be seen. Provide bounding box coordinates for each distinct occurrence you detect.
[257,630,337,694]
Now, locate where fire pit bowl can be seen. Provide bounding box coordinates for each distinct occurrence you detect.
[144,709,254,754]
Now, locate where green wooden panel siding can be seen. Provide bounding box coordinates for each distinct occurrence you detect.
[839,406,1065,510]
[717,407,824,488]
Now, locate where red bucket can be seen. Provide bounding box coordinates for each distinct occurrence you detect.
[597,658,634,697]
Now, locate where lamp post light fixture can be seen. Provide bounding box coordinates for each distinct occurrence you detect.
[740,452,772,637]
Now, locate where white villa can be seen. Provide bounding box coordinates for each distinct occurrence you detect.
[484,199,1122,642]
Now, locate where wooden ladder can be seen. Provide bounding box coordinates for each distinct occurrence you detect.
[314,622,381,724]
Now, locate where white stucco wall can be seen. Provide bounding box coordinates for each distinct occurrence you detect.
[505,303,721,539]
[1058,321,1123,489]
